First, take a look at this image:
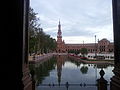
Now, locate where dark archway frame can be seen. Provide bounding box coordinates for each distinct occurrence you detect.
[5,0,120,90]
[110,0,120,90]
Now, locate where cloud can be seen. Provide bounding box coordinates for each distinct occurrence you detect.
[30,0,113,43]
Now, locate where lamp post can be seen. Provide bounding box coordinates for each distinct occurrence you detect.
[95,35,97,59]
[83,40,84,48]
[95,35,97,81]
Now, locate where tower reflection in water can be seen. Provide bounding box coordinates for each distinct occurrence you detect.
[56,55,66,86]
[30,55,114,90]
[56,55,109,90]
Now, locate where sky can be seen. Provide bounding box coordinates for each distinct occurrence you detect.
[30,0,113,44]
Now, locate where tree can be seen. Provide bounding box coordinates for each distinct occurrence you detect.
[80,48,88,57]
[29,7,39,55]
[75,50,80,55]
[28,7,57,55]
[68,50,74,53]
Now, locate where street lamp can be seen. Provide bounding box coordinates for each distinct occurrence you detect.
[83,40,84,47]
[95,35,97,81]
[95,35,97,59]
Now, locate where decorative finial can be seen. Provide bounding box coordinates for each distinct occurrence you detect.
[99,69,105,78]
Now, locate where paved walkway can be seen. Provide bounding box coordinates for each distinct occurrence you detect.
[29,53,54,63]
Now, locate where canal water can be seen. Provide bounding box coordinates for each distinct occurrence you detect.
[29,55,114,90]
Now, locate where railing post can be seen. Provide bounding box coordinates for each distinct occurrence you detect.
[97,69,108,90]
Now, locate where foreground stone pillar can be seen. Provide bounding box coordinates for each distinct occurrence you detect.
[3,0,32,90]
[22,0,32,90]
[110,0,120,90]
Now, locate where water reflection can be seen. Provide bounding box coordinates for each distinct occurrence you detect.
[80,66,88,74]
[29,55,114,90]
[56,55,64,85]
[29,57,57,85]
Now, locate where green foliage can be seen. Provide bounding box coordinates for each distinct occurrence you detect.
[68,48,88,56]
[68,50,74,53]
[75,50,80,55]
[80,48,88,57]
[29,57,57,84]
[29,7,57,55]
[68,50,80,55]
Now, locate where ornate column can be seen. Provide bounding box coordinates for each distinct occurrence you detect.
[110,0,120,90]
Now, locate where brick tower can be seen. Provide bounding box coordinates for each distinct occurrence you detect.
[57,20,65,53]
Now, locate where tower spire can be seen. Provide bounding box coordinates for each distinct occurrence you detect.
[57,19,62,37]
[59,19,60,25]
[57,19,62,44]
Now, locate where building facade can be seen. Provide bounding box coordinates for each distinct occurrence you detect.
[56,21,114,54]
